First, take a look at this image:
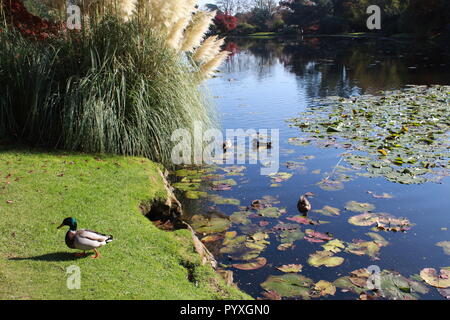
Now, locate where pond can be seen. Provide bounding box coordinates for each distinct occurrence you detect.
[175,37,450,300]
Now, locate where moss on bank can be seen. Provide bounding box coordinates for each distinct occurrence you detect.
[0,148,251,300]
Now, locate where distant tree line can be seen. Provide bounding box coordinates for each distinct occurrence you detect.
[205,0,450,37]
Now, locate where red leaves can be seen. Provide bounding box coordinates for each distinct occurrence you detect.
[214,13,238,33]
[1,0,64,40]
[304,229,333,243]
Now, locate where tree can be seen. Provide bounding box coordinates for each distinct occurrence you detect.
[214,12,238,32]
[216,0,251,15]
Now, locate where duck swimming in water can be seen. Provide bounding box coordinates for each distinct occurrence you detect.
[57,217,113,259]
[297,192,315,216]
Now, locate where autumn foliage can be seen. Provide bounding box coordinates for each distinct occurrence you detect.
[214,13,238,33]
[1,0,64,40]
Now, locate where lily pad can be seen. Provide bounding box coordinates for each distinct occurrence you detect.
[345,240,382,258]
[261,274,314,299]
[232,257,267,270]
[345,201,375,213]
[258,206,285,218]
[304,229,333,243]
[277,264,303,273]
[230,211,252,225]
[268,172,293,184]
[314,205,341,216]
[190,213,231,234]
[420,268,450,288]
[308,250,344,267]
[312,280,336,297]
[208,194,240,206]
[279,229,305,244]
[277,243,295,251]
[287,215,320,225]
[322,239,346,253]
[436,241,450,255]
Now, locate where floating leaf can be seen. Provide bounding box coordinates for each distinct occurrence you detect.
[345,201,375,213]
[312,280,336,297]
[261,274,314,299]
[438,288,450,299]
[208,194,240,205]
[436,241,450,255]
[345,240,381,258]
[367,191,394,199]
[314,205,341,216]
[287,215,320,225]
[268,172,293,184]
[366,232,389,246]
[316,179,344,191]
[304,229,333,243]
[260,290,282,300]
[258,206,285,218]
[308,251,344,267]
[277,264,303,273]
[232,257,267,270]
[201,235,223,243]
[322,239,346,253]
[420,268,450,288]
[277,243,295,251]
[190,213,231,234]
[230,211,252,225]
[348,212,413,232]
[279,229,305,244]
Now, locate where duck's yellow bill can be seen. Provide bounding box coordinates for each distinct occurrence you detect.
[57,224,64,229]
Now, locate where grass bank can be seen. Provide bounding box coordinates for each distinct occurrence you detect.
[0,148,250,300]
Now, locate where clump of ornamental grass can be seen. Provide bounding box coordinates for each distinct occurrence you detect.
[0,0,230,165]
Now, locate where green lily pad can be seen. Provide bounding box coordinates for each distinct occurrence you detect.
[230,211,252,225]
[322,239,346,253]
[173,182,201,191]
[314,205,341,216]
[278,229,305,244]
[308,250,344,267]
[208,194,240,205]
[345,201,375,212]
[190,213,231,234]
[258,206,285,218]
[268,172,293,184]
[232,257,267,270]
[261,274,314,299]
[345,240,381,258]
[311,280,336,297]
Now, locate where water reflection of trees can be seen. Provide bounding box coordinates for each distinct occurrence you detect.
[224,38,450,96]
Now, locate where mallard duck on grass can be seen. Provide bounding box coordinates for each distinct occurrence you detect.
[57,217,113,259]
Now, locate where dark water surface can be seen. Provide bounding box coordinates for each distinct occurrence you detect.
[185,38,450,300]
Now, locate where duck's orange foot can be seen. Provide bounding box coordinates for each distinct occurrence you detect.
[91,249,100,259]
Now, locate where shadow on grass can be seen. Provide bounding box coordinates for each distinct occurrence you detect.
[9,251,89,262]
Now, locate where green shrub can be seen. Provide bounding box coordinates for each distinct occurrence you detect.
[235,23,257,35]
[0,17,213,166]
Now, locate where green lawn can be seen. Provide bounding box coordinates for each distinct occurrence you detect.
[0,148,250,300]
[248,32,279,38]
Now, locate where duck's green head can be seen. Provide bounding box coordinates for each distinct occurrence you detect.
[57,217,77,231]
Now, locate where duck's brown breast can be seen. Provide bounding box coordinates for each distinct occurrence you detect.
[65,231,76,249]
